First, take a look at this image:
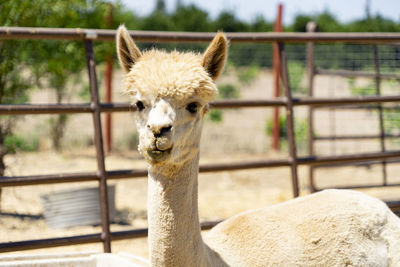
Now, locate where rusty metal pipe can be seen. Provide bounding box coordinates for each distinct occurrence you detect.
[3,27,400,43]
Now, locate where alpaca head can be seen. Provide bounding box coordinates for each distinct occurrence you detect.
[117,26,227,167]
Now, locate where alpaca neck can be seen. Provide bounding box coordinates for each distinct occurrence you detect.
[147,153,211,266]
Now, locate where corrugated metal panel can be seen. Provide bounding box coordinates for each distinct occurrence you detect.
[41,186,115,229]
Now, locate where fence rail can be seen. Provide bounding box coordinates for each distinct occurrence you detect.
[3,27,400,43]
[2,151,399,187]
[1,27,400,253]
[2,95,400,115]
[316,68,400,79]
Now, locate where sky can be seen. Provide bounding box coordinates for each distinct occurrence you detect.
[121,0,400,26]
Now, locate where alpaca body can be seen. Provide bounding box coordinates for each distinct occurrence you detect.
[206,189,400,266]
[116,26,400,267]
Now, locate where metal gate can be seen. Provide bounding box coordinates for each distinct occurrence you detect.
[1,27,400,253]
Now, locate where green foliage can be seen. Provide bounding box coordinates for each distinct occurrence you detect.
[172,5,211,32]
[348,78,400,139]
[266,115,288,137]
[0,1,48,173]
[315,12,344,32]
[27,0,129,151]
[382,79,400,136]
[251,15,273,32]
[141,11,174,31]
[4,134,39,153]
[228,43,273,67]
[265,116,308,142]
[208,110,223,123]
[288,61,306,95]
[288,10,400,33]
[0,0,138,163]
[290,15,314,32]
[346,15,400,32]
[294,118,309,144]
[348,79,377,96]
[288,11,343,32]
[383,111,400,135]
[237,64,260,86]
[218,84,240,99]
[213,11,249,32]
[0,0,41,105]
[208,83,241,123]
[265,116,309,152]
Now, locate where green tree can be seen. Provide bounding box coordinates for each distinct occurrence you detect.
[140,11,174,31]
[29,0,136,150]
[0,0,138,160]
[315,12,343,32]
[171,4,211,32]
[35,1,110,150]
[0,0,50,209]
[290,14,314,32]
[346,15,400,32]
[213,11,249,32]
[0,0,48,178]
[251,15,273,32]
[290,11,343,32]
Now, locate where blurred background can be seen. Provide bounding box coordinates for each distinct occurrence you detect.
[1,0,400,257]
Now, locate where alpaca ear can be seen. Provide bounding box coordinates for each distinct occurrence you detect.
[201,32,228,81]
[116,25,142,73]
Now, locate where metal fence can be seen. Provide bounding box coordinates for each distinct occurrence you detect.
[1,26,400,253]
[306,25,400,192]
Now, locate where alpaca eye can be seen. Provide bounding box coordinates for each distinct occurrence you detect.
[186,102,198,114]
[136,101,145,111]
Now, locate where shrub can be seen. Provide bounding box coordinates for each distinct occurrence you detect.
[237,64,260,85]
[208,83,241,123]
[348,78,376,96]
[208,109,223,123]
[288,61,306,95]
[265,115,309,153]
[4,134,38,153]
[218,84,240,99]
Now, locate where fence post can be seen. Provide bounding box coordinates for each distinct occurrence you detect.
[105,57,113,153]
[104,3,113,153]
[306,21,317,192]
[373,45,387,185]
[278,42,300,198]
[272,4,283,150]
[84,40,112,253]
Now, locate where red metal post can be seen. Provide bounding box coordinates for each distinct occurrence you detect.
[272,4,283,150]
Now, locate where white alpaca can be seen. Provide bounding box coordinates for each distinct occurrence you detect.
[116,25,400,266]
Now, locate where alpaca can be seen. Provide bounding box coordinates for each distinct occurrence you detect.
[116,25,400,267]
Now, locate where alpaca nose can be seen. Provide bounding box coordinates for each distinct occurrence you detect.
[146,99,174,137]
[147,123,172,137]
[154,125,172,138]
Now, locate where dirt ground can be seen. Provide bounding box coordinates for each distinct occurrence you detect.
[1,70,399,258]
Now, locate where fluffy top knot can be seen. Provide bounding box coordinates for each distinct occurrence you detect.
[123,50,218,105]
